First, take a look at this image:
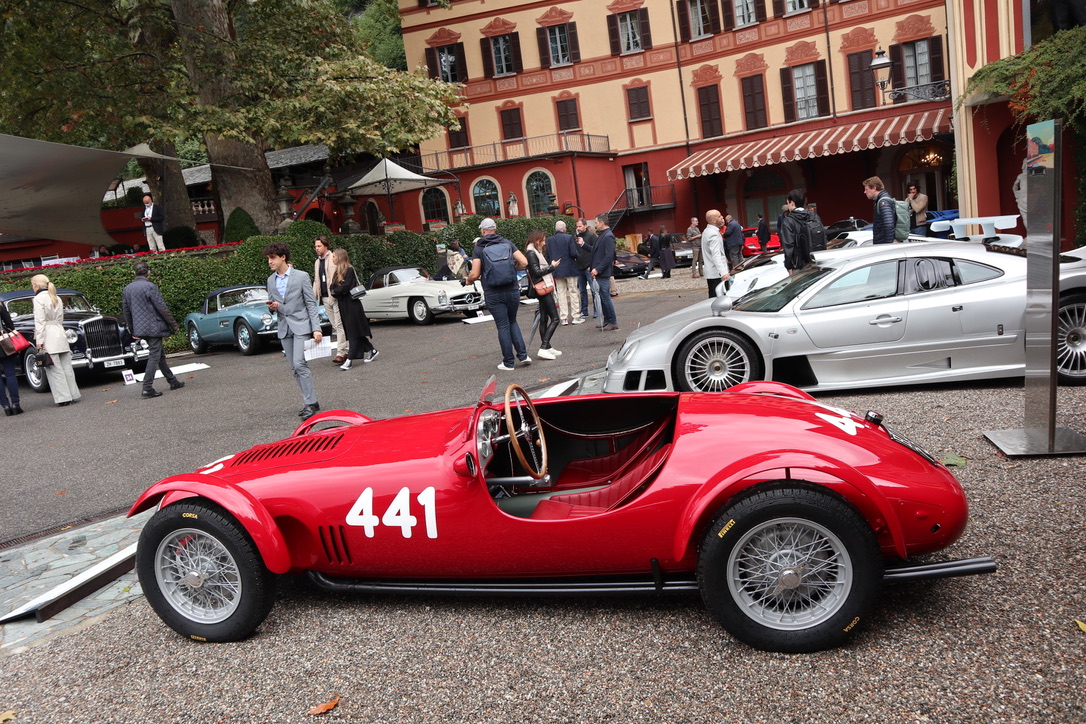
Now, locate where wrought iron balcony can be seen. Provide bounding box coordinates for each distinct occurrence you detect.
[401,133,612,174]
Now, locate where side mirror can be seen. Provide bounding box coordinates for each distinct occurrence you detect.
[711,289,732,317]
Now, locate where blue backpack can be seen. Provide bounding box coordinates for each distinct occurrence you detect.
[481,239,517,287]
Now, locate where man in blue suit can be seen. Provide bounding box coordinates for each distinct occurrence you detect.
[264,241,324,420]
[546,220,580,325]
[591,214,619,331]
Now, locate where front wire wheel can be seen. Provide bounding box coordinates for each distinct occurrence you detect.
[676,329,762,392]
[1057,294,1086,384]
[137,502,277,642]
[698,486,881,653]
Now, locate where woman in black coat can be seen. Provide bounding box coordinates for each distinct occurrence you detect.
[329,248,377,370]
[0,304,23,414]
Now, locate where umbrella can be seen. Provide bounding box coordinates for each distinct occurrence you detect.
[347,158,452,222]
[590,277,605,329]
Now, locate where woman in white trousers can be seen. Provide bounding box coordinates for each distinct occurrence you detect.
[32,274,81,406]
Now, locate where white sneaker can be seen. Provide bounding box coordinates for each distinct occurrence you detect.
[537,348,556,360]
[520,356,532,365]
[340,360,352,370]
[497,362,515,371]
[572,318,586,325]
[551,348,562,356]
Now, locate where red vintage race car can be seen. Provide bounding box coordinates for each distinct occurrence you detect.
[129,380,994,653]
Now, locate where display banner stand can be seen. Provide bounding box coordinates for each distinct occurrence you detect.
[985,118,1086,456]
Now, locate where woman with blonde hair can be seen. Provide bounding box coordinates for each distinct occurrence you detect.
[31,273,81,406]
[328,248,377,370]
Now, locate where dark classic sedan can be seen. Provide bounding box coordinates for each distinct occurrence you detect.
[0,288,149,392]
[184,285,330,355]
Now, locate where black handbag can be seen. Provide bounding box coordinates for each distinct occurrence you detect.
[35,350,53,367]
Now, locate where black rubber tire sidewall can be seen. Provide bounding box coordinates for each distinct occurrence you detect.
[136,501,277,642]
[188,323,208,354]
[697,486,882,653]
[409,297,435,325]
[235,321,262,355]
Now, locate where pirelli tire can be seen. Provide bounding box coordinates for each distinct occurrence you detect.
[137,501,277,643]
[697,485,882,653]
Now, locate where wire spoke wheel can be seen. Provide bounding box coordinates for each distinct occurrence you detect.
[154,528,243,624]
[677,330,761,392]
[727,517,851,630]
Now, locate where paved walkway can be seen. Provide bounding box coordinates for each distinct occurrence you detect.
[0,511,150,657]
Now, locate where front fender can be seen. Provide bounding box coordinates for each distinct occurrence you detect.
[128,478,292,574]
[676,451,907,562]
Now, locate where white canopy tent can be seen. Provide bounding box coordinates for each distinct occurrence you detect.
[0,134,190,248]
[347,158,452,221]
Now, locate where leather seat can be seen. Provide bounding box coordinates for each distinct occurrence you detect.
[530,443,671,520]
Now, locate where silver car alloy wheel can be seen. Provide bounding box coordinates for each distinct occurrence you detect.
[683,335,753,391]
[1057,297,1086,380]
[726,517,852,631]
[154,528,243,624]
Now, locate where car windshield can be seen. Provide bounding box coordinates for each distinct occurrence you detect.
[390,268,430,285]
[5,293,94,317]
[219,288,268,308]
[733,266,833,312]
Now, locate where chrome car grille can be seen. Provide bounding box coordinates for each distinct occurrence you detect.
[82,318,124,358]
[452,291,483,305]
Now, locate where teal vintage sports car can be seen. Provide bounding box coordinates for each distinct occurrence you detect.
[185,285,329,355]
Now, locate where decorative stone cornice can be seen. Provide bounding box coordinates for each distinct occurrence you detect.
[691,65,722,87]
[733,53,769,77]
[606,0,645,14]
[894,14,936,43]
[425,28,462,48]
[481,18,517,38]
[784,40,820,66]
[839,27,877,51]
[536,7,574,27]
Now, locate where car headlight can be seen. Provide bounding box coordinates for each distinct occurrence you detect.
[617,339,639,362]
[438,291,449,305]
[65,329,79,344]
[261,313,273,326]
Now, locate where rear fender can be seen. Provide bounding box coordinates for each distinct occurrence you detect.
[128,478,292,574]
[675,452,907,562]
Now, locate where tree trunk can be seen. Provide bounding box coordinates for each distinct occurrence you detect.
[170,0,281,235]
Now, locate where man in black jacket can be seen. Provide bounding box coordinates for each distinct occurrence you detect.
[591,214,618,331]
[122,262,183,398]
[779,189,814,275]
[575,218,597,321]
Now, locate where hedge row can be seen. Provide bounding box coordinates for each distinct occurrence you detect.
[0,214,575,352]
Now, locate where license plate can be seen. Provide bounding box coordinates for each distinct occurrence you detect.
[468,304,481,310]
[103,359,125,368]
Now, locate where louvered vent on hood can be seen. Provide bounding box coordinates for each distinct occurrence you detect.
[231,433,345,467]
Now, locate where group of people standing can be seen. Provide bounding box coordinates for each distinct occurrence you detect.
[465,215,620,371]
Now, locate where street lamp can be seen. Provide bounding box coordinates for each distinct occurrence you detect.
[869,47,951,102]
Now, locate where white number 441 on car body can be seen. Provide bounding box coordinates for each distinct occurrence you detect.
[346,487,438,539]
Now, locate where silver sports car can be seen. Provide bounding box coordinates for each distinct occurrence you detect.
[604,242,1086,393]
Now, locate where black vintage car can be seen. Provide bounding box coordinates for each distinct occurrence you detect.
[0,288,150,392]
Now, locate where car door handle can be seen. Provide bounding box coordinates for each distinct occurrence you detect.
[868,315,902,325]
[952,305,963,312]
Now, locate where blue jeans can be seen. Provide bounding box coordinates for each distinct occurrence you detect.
[577,269,595,317]
[485,288,527,366]
[595,276,617,326]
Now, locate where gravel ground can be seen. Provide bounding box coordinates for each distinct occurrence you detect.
[2,280,1084,722]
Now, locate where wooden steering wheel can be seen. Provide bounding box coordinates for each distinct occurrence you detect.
[503,384,548,479]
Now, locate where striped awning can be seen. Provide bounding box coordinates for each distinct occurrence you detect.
[667,109,952,181]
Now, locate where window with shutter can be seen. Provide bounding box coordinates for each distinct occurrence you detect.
[686,0,720,38]
[430,44,465,83]
[616,11,644,53]
[488,34,521,77]
[448,118,469,149]
[793,63,818,120]
[500,108,524,140]
[557,99,580,131]
[741,75,768,129]
[847,51,877,110]
[697,85,723,138]
[627,86,651,120]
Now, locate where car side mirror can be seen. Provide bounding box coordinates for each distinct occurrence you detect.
[711,288,732,317]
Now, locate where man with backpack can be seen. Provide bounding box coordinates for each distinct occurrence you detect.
[863,176,907,244]
[463,218,532,371]
[779,189,815,275]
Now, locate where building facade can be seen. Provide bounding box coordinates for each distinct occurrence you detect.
[397,0,958,237]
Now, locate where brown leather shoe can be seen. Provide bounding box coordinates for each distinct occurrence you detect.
[332,355,346,364]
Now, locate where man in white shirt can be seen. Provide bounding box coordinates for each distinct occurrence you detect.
[141,195,165,252]
[312,235,347,363]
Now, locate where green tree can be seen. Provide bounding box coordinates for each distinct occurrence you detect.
[353,0,406,71]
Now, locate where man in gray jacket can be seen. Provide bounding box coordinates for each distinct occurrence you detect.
[265,241,324,419]
[122,262,183,398]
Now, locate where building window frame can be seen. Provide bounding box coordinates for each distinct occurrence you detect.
[500,107,524,140]
[556,98,580,132]
[697,84,723,138]
[607,8,652,56]
[626,85,651,121]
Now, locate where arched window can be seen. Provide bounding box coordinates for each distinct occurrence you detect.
[473,179,501,217]
[526,171,554,217]
[422,188,450,223]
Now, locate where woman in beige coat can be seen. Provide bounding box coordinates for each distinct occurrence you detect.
[31,274,81,406]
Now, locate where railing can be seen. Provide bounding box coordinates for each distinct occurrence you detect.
[402,132,611,173]
[620,185,676,211]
